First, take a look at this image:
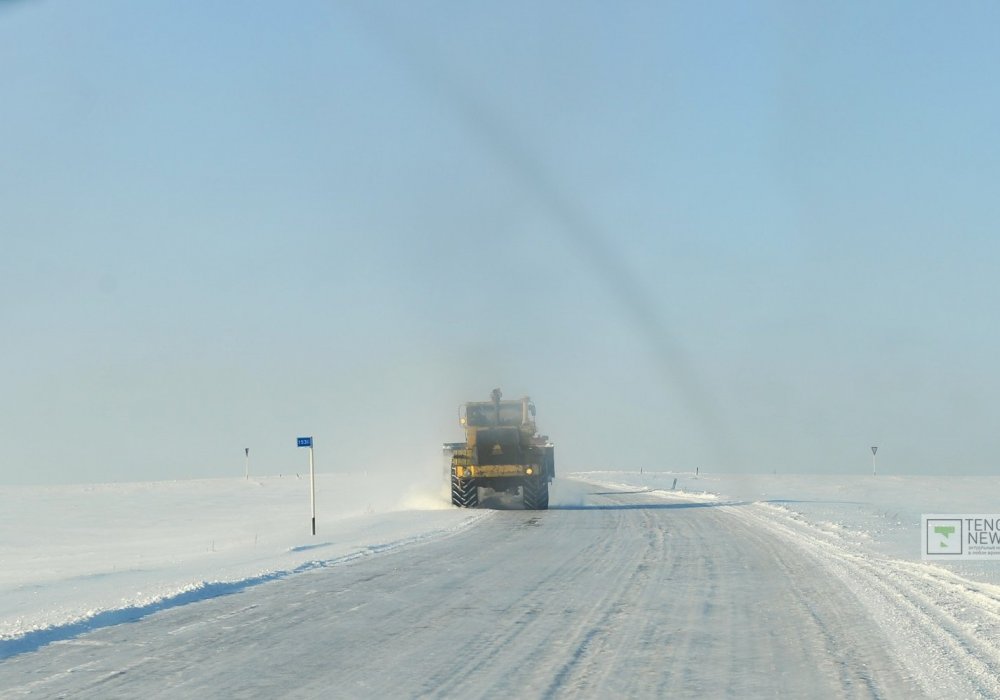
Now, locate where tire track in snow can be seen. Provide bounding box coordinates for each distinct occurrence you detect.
[723,501,1000,699]
[539,506,670,697]
[0,479,947,698]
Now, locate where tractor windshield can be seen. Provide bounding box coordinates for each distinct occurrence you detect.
[464,401,524,427]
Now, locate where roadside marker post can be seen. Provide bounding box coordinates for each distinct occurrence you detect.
[871,446,878,477]
[245,447,250,480]
[298,436,316,535]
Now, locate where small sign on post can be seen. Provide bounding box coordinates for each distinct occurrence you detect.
[297,437,316,535]
[871,446,878,476]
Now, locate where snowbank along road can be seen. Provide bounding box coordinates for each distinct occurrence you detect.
[2,477,999,698]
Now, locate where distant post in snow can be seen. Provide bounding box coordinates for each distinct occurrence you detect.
[871,446,878,476]
[245,447,250,480]
[298,436,316,535]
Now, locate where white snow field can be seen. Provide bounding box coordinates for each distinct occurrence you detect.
[2,472,1000,698]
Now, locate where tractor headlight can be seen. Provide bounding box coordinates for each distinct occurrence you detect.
[525,467,533,475]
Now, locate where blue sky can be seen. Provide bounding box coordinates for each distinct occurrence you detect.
[2,1,999,483]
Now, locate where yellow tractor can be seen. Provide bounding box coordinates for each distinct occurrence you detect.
[444,389,555,510]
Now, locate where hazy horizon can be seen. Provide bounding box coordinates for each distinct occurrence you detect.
[3,2,999,485]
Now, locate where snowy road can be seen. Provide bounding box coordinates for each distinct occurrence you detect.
[2,478,997,698]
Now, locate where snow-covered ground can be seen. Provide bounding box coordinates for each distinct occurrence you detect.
[578,471,1000,584]
[3,471,1000,697]
[0,471,487,653]
[575,471,1000,696]
[5,470,1000,688]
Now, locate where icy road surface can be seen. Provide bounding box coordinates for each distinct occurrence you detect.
[3,478,1000,698]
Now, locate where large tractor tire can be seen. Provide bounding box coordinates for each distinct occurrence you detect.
[522,477,549,510]
[451,475,479,508]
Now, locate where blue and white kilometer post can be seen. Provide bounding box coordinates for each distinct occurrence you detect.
[297,436,316,535]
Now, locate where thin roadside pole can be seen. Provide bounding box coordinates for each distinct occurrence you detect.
[298,436,316,535]
[309,443,316,535]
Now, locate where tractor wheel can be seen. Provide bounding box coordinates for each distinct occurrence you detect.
[451,475,478,508]
[522,478,549,510]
